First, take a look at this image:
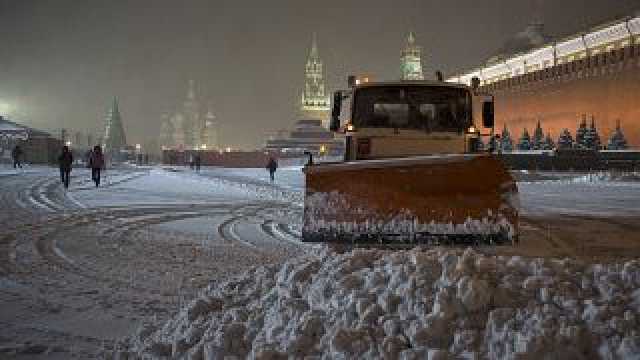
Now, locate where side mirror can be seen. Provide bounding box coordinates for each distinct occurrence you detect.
[330,91,342,132]
[482,101,494,128]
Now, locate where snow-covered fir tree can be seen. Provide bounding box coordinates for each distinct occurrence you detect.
[531,120,544,150]
[575,115,588,149]
[517,128,531,151]
[607,120,628,150]
[581,116,601,150]
[500,124,514,151]
[557,128,574,149]
[587,116,601,150]
[543,132,555,150]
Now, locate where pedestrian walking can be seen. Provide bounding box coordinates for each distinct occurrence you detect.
[11,145,23,169]
[266,157,278,182]
[58,146,73,189]
[88,145,105,187]
[194,154,201,172]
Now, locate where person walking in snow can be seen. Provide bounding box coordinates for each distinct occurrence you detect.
[88,145,105,187]
[58,146,73,189]
[194,153,201,172]
[266,157,278,182]
[11,145,23,169]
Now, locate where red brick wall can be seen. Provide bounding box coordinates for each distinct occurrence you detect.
[163,150,276,168]
[480,44,640,147]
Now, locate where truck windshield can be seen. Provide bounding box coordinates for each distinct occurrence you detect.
[352,85,472,132]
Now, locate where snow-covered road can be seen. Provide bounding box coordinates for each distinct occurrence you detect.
[2,165,640,358]
[0,165,306,358]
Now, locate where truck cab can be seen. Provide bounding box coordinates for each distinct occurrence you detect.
[330,80,493,161]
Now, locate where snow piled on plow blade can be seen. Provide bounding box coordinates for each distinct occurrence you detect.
[302,155,519,244]
[303,191,516,244]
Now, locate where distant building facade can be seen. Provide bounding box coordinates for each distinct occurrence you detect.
[159,80,220,151]
[264,119,344,156]
[401,32,424,80]
[264,34,343,156]
[448,15,640,146]
[300,34,330,128]
[0,116,62,164]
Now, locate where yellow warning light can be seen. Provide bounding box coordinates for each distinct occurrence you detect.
[319,144,327,155]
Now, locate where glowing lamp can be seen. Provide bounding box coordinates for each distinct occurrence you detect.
[467,125,477,134]
[346,123,355,132]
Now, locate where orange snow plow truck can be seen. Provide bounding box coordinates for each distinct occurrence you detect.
[302,78,519,245]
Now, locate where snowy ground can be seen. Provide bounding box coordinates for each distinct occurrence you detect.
[1,165,640,358]
[0,165,306,359]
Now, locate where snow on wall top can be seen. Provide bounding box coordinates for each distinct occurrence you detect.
[584,22,630,48]
[448,15,639,85]
[554,36,586,58]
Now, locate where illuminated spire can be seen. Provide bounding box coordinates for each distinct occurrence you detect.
[187,79,196,100]
[310,32,319,60]
[401,31,424,80]
[301,33,330,127]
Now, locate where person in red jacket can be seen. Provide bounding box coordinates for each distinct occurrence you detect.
[88,145,105,187]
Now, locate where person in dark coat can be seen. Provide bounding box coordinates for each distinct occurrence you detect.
[11,145,23,169]
[58,146,73,189]
[194,154,201,171]
[266,157,278,182]
[88,145,105,187]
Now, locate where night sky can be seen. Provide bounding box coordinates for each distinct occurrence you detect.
[0,0,638,150]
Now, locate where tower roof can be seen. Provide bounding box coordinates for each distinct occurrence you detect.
[187,80,196,101]
[407,31,416,45]
[309,32,319,60]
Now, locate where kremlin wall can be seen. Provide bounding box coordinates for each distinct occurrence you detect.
[448,15,640,147]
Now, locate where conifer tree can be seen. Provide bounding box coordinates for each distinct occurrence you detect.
[531,120,545,150]
[543,132,555,150]
[557,128,574,149]
[517,128,531,151]
[575,115,588,149]
[607,120,628,150]
[500,124,514,151]
[587,116,601,150]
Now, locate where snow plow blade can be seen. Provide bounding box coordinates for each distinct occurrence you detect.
[302,154,518,245]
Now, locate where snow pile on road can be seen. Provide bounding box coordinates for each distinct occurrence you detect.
[569,172,640,184]
[115,248,640,359]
